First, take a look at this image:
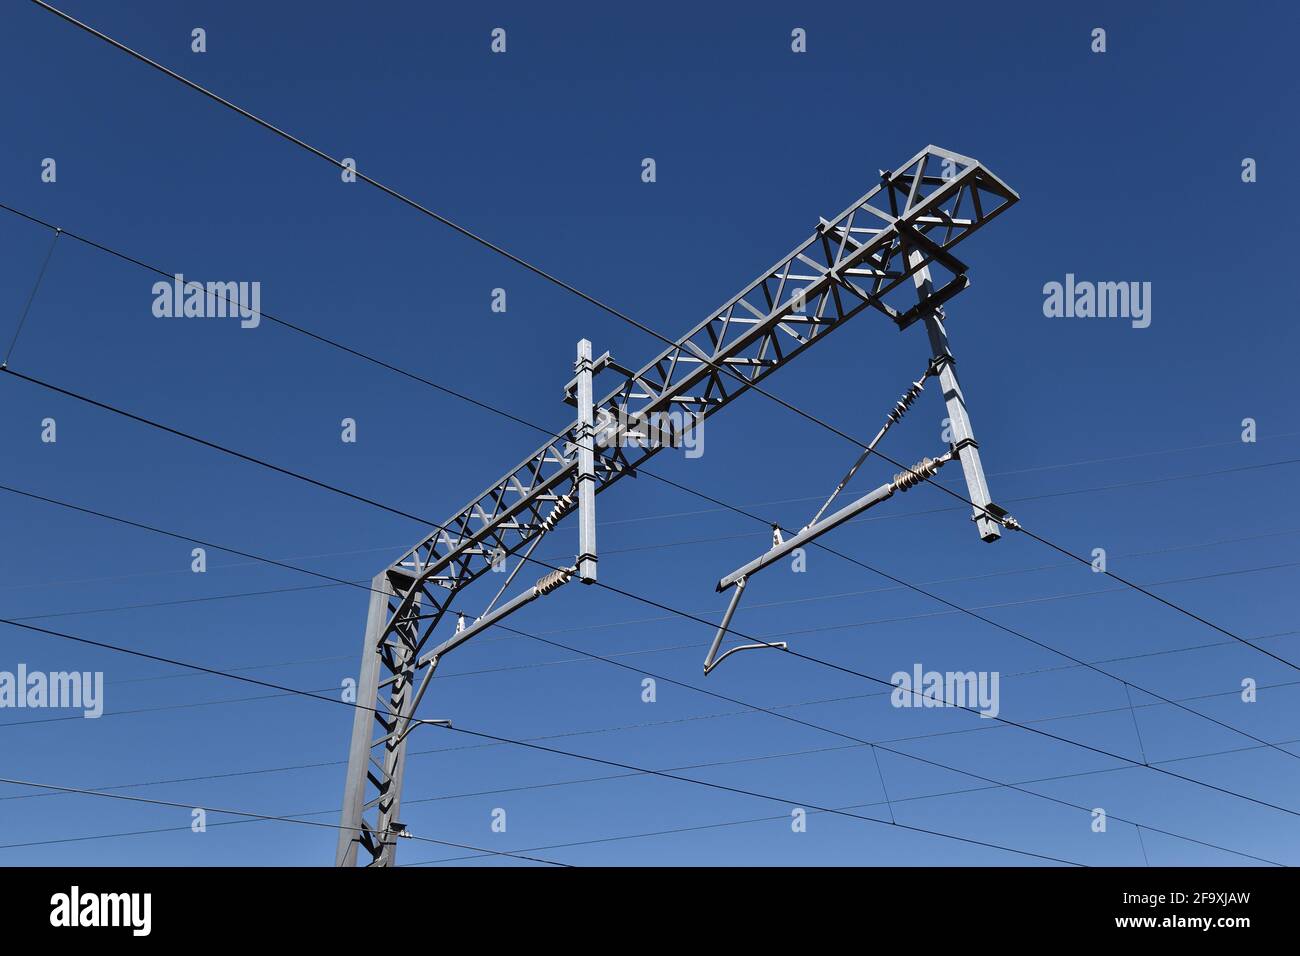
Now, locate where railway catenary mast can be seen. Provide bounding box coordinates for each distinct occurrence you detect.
[336,146,1019,866]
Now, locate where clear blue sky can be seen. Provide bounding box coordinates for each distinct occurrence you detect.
[0,0,1297,866]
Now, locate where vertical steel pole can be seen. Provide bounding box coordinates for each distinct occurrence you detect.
[371,597,419,866]
[575,339,598,583]
[335,571,423,866]
[908,251,1000,541]
[335,571,393,867]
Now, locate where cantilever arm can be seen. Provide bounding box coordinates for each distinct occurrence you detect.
[703,452,954,675]
[418,565,576,668]
[718,452,953,593]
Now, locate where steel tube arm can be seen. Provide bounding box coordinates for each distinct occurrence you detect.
[419,566,575,666]
[718,481,896,591]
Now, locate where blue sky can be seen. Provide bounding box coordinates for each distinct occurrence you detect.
[0,0,1297,866]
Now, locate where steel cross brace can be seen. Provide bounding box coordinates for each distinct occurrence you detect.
[335,146,1019,866]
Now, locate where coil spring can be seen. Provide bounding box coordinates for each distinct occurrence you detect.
[533,568,571,596]
[887,377,926,424]
[539,495,575,532]
[893,456,942,492]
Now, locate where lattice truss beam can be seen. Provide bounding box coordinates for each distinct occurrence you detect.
[336,146,1019,866]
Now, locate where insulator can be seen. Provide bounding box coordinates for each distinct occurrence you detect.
[886,377,926,424]
[539,495,575,532]
[892,456,943,492]
[533,568,571,596]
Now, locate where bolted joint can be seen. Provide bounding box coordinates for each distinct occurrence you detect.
[981,502,1021,532]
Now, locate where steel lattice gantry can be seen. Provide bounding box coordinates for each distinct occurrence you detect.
[335,146,1019,866]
